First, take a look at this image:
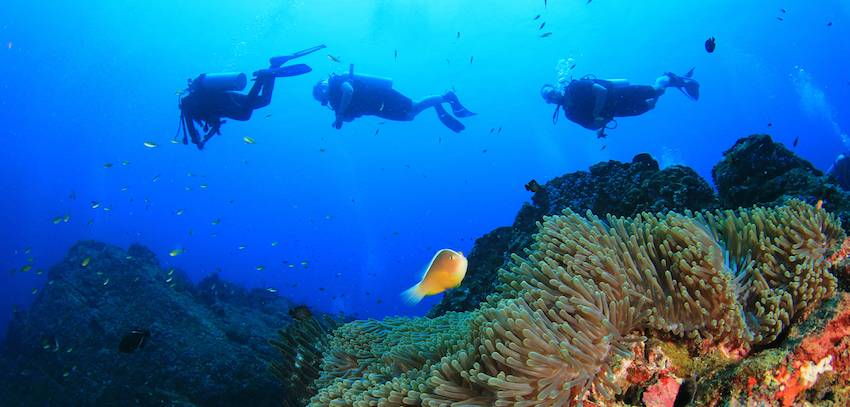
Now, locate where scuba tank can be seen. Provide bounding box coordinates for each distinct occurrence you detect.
[347,64,392,89]
[191,72,247,92]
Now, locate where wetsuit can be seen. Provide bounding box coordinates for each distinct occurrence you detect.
[327,75,412,121]
[560,79,656,130]
[179,74,275,146]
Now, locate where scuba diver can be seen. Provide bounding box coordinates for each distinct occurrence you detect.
[541,69,700,138]
[827,153,850,190]
[312,65,477,133]
[178,44,326,150]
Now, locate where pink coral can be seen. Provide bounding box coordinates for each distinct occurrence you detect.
[643,375,681,407]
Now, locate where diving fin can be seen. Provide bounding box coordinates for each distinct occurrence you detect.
[270,44,327,68]
[435,104,465,133]
[443,91,477,117]
[255,64,313,78]
[665,68,699,101]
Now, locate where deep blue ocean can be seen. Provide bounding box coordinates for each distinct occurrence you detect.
[2,0,848,337]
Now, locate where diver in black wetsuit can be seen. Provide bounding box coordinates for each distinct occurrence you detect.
[540,69,700,137]
[178,45,326,150]
[311,66,476,133]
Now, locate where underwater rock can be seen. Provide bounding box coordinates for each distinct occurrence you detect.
[429,153,719,316]
[0,240,312,407]
[712,133,850,233]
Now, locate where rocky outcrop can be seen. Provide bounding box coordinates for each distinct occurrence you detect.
[0,240,311,407]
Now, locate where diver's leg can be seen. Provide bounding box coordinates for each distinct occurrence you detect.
[406,95,446,118]
[653,75,671,98]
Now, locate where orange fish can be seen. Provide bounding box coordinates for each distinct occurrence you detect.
[816,200,823,210]
[400,249,468,306]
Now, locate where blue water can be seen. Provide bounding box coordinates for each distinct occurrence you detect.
[2,0,849,336]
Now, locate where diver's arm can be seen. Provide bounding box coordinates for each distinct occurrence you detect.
[333,81,354,129]
[592,84,607,119]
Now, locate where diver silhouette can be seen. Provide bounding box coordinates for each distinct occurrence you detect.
[541,69,700,137]
[177,45,326,150]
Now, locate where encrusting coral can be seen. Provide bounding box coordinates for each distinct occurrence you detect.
[302,199,842,407]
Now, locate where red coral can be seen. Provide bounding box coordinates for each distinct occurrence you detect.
[794,295,850,373]
[642,375,681,407]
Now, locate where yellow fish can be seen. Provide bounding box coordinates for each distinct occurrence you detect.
[122,161,131,165]
[63,213,70,222]
[244,137,257,144]
[271,241,279,246]
[400,249,468,306]
[200,184,208,188]
[267,287,277,293]
[212,219,221,225]
[21,265,32,272]
[169,249,183,257]
[144,142,160,148]
[81,258,90,267]
[327,54,342,63]
[104,163,112,168]
[53,216,62,224]
[175,90,184,95]
[257,266,265,271]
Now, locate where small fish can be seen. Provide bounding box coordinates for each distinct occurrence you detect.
[36,269,44,274]
[447,58,450,65]
[540,32,553,37]
[118,329,150,354]
[64,213,70,222]
[24,247,31,254]
[121,186,128,191]
[188,173,195,177]
[780,8,786,13]
[525,179,543,193]
[53,216,62,224]
[212,233,218,237]
[257,266,265,270]
[91,201,101,209]
[238,245,246,250]
[166,277,173,283]
[498,127,502,132]
[103,278,109,286]
[185,187,192,191]
[171,139,180,144]
[87,220,93,226]
[326,215,333,218]
[601,145,607,151]
[351,198,356,203]
[483,149,487,153]
[817,200,824,210]
[271,241,279,246]
[375,129,379,135]
[394,50,397,60]
[470,56,473,65]
[793,137,799,147]
[705,37,716,53]
[104,163,113,168]
[777,17,783,21]
[327,54,341,63]
[169,249,183,257]
[827,22,833,26]
[175,90,184,95]
[301,261,309,265]
[144,142,160,148]
[82,258,90,267]
[289,305,312,321]
[767,123,773,126]
[27,257,34,262]
[267,287,277,293]
[319,148,325,152]
[21,265,32,272]
[490,128,494,133]
[400,249,468,306]
[265,114,272,119]
[69,190,76,200]
[243,137,257,144]
[534,15,540,20]
[122,161,131,165]
[569,64,576,70]
[539,22,546,30]
[31,288,38,294]
[168,269,175,275]
[200,184,208,188]
[152,174,160,182]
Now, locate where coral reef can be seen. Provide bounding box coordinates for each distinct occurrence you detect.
[713,133,850,232]
[269,315,341,407]
[307,200,842,406]
[429,153,720,318]
[0,240,333,407]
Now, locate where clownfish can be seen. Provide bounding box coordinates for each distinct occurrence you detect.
[400,249,468,306]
